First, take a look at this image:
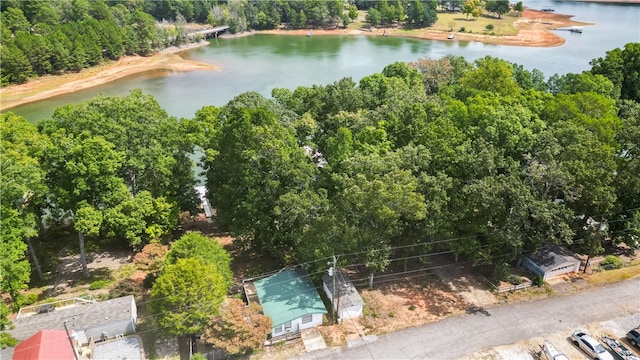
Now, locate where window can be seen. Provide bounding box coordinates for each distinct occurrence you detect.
[274,325,282,333]
[302,314,313,324]
[284,322,291,332]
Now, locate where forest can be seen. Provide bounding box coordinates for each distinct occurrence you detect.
[2,38,640,349]
[1,0,448,86]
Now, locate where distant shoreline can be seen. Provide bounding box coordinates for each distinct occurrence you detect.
[0,41,216,111]
[0,8,598,111]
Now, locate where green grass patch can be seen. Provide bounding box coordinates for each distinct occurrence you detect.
[432,12,519,35]
[88,280,112,290]
[588,263,640,285]
[114,264,137,279]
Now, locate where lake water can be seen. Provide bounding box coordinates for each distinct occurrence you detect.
[6,1,640,121]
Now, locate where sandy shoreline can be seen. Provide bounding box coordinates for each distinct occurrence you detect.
[0,9,590,111]
[0,41,218,111]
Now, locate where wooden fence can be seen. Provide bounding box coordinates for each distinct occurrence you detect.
[484,278,533,293]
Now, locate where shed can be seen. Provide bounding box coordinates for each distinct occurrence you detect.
[322,272,364,320]
[253,268,326,338]
[521,246,582,280]
[13,330,74,360]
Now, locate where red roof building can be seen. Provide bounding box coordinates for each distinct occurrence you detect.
[13,330,74,360]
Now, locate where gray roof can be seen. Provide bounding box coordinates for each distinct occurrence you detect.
[93,335,144,360]
[323,272,364,309]
[10,295,136,342]
[526,246,581,272]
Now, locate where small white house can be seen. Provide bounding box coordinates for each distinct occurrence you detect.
[253,269,326,338]
[322,272,364,320]
[522,246,582,280]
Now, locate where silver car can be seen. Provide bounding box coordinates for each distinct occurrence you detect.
[571,331,614,360]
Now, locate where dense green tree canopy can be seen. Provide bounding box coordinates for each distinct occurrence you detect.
[165,232,233,289]
[150,257,229,336]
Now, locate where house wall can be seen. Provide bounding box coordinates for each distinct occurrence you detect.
[544,261,580,280]
[522,256,581,280]
[339,305,363,320]
[270,314,322,338]
[521,257,544,278]
[84,319,135,344]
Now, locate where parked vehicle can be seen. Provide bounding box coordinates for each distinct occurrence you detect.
[628,328,640,348]
[602,336,640,360]
[571,331,615,360]
[542,339,570,360]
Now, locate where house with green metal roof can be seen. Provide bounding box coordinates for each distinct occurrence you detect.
[253,268,326,338]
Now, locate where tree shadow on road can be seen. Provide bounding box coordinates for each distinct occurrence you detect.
[465,305,491,316]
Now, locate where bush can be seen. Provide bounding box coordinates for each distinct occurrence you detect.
[143,272,157,289]
[109,278,143,300]
[533,274,544,287]
[460,26,466,32]
[16,293,38,308]
[507,274,523,285]
[486,24,494,30]
[599,255,623,270]
[89,280,111,290]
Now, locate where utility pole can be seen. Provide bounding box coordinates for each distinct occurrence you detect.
[329,255,339,324]
[64,319,80,360]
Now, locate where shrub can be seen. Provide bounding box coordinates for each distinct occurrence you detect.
[143,272,157,289]
[460,26,466,32]
[507,274,523,285]
[533,274,544,287]
[16,293,38,308]
[486,24,494,30]
[109,278,143,300]
[134,243,169,273]
[600,255,623,270]
[89,280,111,290]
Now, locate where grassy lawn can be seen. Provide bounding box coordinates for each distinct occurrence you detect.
[588,261,640,286]
[348,10,519,37]
[431,11,519,35]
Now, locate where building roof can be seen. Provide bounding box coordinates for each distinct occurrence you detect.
[253,268,326,327]
[9,295,135,342]
[527,246,581,272]
[93,336,143,360]
[12,330,74,360]
[323,272,364,309]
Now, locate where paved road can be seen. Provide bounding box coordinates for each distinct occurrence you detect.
[294,277,640,360]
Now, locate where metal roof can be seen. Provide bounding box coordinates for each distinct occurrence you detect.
[253,269,326,327]
[12,330,74,360]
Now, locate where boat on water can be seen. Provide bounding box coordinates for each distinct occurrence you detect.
[569,26,583,33]
[541,8,555,12]
[541,339,570,360]
[307,29,312,37]
[602,336,640,360]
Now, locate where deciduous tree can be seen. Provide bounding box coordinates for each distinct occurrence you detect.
[203,299,272,356]
[150,258,229,360]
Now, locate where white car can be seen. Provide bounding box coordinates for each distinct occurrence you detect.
[571,331,614,360]
[543,339,570,360]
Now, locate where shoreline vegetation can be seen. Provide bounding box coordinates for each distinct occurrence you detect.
[0,8,601,111]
